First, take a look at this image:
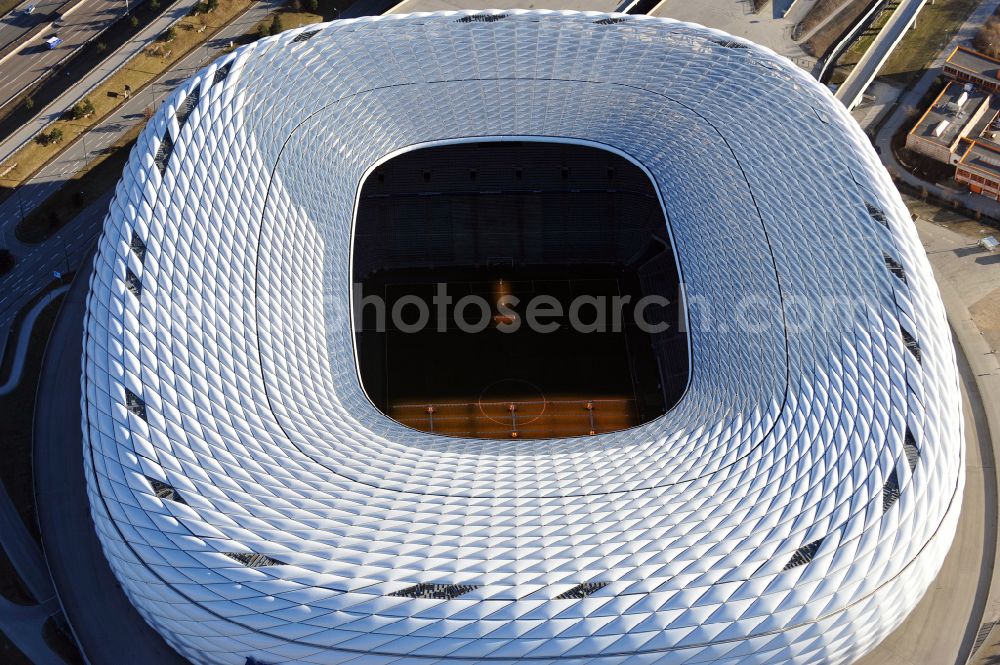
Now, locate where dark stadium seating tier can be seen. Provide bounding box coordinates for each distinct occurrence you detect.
[353,142,687,438]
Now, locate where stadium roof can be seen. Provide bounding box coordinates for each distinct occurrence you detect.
[83,10,963,664]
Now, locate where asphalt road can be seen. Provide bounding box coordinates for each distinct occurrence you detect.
[0,0,397,335]
[0,0,278,341]
[856,334,995,665]
[0,0,138,110]
[25,6,399,658]
[34,252,188,665]
[0,0,200,167]
[0,0,64,54]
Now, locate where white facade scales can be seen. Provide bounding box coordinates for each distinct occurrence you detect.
[82,10,963,665]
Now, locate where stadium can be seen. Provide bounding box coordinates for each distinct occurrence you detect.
[82,9,963,665]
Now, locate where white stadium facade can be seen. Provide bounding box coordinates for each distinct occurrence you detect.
[82,10,963,665]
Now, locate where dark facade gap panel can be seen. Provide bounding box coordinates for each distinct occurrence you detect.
[147,477,186,504]
[904,429,920,471]
[223,552,286,568]
[125,268,142,299]
[153,132,173,175]
[901,327,922,363]
[865,201,889,226]
[595,17,628,24]
[713,39,748,49]
[457,13,508,22]
[388,583,480,599]
[882,469,901,513]
[175,87,201,127]
[555,581,610,600]
[782,538,824,571]
[973,622,997,655]
[883,253,907,283]
[213,63,231,85]
[292,29,320,42]
[124,388,147,420]
[130,231,147,263]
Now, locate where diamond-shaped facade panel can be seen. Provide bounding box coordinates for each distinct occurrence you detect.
[82,10,963,665]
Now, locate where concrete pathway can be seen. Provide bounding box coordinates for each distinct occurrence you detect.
[0,0,158,113]
[0,597,63,665]
[0,284,68,395]
[784,0,820,26]
[912,216,1000,665]
[0,0,284,353]
[858,212,1000,665]
[651,0,812,65]
[0,0,402,360]
[795,0,861,43]
[0,0,279,239]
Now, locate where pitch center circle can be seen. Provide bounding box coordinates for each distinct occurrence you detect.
[477,378,547,427]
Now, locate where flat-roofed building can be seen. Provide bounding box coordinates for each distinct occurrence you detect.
[906,81,991,163]
[957,140,1000,199]
[944,46,1000,92]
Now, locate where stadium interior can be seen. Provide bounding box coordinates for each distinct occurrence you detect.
[353,141,688,438]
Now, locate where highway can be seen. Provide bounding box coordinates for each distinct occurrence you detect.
[0,0,409,341]
[0,0,995,663]
[0,0,199,165]
[0,0,284,345]
[0,0,139,110]
[0,0,64,54]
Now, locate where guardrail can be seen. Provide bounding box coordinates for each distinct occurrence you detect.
[814,0,886,82]
[0,0,169,165]
[836,0,930,110]
[0,0,90,69]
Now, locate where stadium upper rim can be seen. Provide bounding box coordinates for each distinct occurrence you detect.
[81,9,963,664]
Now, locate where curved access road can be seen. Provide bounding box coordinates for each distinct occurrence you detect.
[33,252,187,665]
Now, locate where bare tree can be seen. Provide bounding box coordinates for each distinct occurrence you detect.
[974,17,1000,59]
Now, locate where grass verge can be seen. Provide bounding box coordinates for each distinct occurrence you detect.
[13,0,344,244]
[0,0,255,204]
[879,0,979,86]
[828,0,899,85]
[15,125,141,243]
[879,0,980,87]
[795,0,856,40]
[0,0,176,165]
[803,0,879,57]
[0,0,30,15]
[250,6,324,36]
